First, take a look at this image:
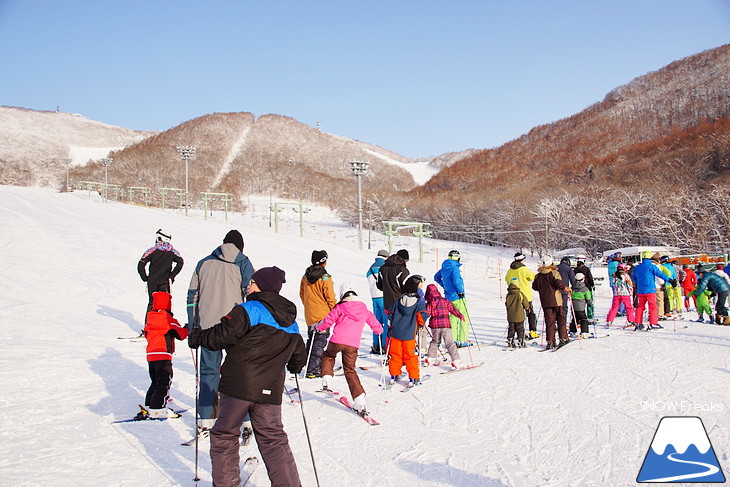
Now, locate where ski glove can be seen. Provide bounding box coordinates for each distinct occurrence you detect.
[457,293,465,299]
[187,328,201,349]
[669,279,678,287]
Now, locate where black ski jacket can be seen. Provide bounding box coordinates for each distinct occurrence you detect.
[377,254,410,311]
[138,243,184,287]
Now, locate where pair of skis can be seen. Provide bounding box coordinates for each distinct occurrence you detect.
[315,388,379,425]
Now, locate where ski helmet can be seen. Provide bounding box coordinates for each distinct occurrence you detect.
[541,255,554,267]
[156,229,171,243]
[448,250,461,261]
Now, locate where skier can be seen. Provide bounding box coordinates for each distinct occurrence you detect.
[366,249,390,354]
[434,249,471,346]
[687,286,713,322]
[300,250,336,378]
[137,229,184,312]
[680,264,698,311]
[714,263,730,286]
[187,266,306,487]
[388,274,427,387]
[504,277,529,348]
[574,259,595,320]
[557,256,577,328]
[505,252,539,339]
[632,252,673,330]
[377,249,411,314]
[607,252,626,316]
[605,264,636,328]
[694,268,730,324]
[570,273,593,338]
[423,283,464,366]
[138,291,188,419]
[316,282,383,415]
[187,230,255,436]
[532,256,570,350]
[661,256,680,316]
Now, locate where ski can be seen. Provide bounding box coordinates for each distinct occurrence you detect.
[551,339,574,352]
[314,388,339,396]
[440,362,484,374]
[117,335,144,340]
[112,408,187,423]
[284,387,300,404]
[338,396,379,425]
[241,456,259,487]
[400,374,432,392]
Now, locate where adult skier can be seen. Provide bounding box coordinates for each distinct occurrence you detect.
[504,252,538,339]
[137,229,184,312]
[377,249,411,313]
[695,268,730,324]
[632,251,673,330]
[434,250,471,346]
[366,249,389,354]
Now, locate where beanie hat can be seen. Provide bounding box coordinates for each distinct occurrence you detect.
[396,249,410,261]
[223,230,244,252]
[377,249,389,258]
[513,252,526,261]
[311,250,328,265]
[575,273,585,281]
[541,255,554,266]
[338,282,358,300]
[251,266,286,294]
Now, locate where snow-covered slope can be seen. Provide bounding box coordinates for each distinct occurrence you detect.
[1,185,727,486]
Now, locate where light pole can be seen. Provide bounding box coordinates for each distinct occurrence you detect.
[540,201,549,254]
[176,146,196,216]
[100,157,112,202]
[348,158,370,250]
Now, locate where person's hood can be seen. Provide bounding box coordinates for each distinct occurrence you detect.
[425,283,442,300]
[510,260,525,270]
[383,254,407,267]
[213,242,241,263]
[507,283,521,294]
[336,300,371,321]
[304,264,327,284]
[247,291,297,328]
[151,291,172,312]
[441,259,462,270]
[537,264,557,274]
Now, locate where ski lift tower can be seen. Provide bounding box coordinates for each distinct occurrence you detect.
[382,221,432,263]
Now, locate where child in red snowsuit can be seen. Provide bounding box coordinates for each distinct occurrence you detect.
[142,291,188,419]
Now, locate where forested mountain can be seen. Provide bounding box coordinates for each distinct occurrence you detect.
[406,44,730,255]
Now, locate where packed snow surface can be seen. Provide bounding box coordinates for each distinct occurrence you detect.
[1,185,728,486]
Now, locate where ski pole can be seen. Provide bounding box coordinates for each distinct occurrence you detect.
[461,297,481,351]
[301,326,316,378]
[424,325,448,362]
[191,346,200,483]
[294,375,321,487]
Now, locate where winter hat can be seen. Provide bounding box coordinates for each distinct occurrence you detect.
[541,255,554,266]
[223,230,244,252]
[575,273,585,281]
[651,252,661,262]
[377,249,389,258]
[311,250,328,265]
[396,249,410,261]
[403,274,424,294]
[251,266,286,294]
[513,252,526,261]
[717,263,724,270]
[151,291,172,311]
[156,229,172,243]
[338,282,358,300]
[448,250,461,261]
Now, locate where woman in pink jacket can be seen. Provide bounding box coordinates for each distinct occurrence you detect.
[316,282,383,416]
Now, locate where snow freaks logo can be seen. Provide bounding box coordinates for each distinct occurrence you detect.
[637,416,726,483]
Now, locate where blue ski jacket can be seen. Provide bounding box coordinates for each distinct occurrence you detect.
[632,258,671,294]
[434,259,464,301]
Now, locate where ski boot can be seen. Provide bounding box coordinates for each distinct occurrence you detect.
[506,338,515,349]
[134,405,150,421]
[517,337,526,348]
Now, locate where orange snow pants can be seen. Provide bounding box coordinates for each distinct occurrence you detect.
[388,338,419,381]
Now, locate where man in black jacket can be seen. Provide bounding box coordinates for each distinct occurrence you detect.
[377,249,411,314]
[137,229,184,311]
[188,266,306,487]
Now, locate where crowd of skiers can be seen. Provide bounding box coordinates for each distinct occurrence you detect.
[133,226,730,487]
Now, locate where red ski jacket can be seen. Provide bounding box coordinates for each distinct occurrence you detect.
[144,292,188,361]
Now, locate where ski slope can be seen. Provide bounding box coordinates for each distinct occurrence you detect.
[0,185,728,486]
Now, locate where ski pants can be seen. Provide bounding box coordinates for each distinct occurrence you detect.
[145,360,172,409]
[322,342,364,400]
[635,293,659,325]
[715,290,730,318]
[683,287,697,310]
[199,346,222,420]
[426,327,460,362]
[211,392,301,487]
[607,295,635,323]
[305,324,329,376]
[388,337,420,381]
[371,297,388,351]
[507,321,525,341]
[543,306,567,344]
[526,301,537,332]
[449,298,470,343]
[573,309,590,334]
[655,288,665,316]
[696,298,712,317]
[667,285,682,312]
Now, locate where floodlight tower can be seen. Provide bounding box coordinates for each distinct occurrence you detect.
[100,157,113,202]
[348,158,370,250]
[176,146,196,216]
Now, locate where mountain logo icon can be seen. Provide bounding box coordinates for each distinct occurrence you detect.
[637,416,725,483]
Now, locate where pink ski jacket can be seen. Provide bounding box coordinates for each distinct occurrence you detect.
[316,299,383,349]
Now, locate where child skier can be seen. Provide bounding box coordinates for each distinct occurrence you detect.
[423,284,464,367]
[316,283,383,415]
[388,275,427,387]
[505,277,529,348]
[570,273,594,338]
[138,291,188,419]
[606,264,636,328]
[688,286,713,323]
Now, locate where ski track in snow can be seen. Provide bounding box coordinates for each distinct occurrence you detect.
[1,185,729,486]
[211,125,252,188]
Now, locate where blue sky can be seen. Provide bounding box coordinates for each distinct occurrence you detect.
[1,1,728,158]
